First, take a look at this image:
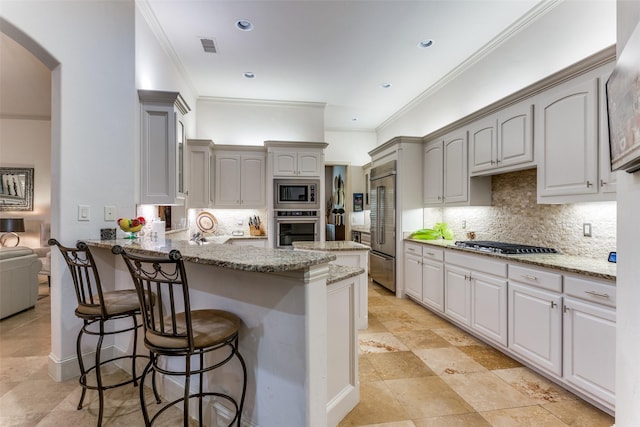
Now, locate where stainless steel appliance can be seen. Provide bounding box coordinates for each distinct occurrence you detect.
[454,241,558,254]
[274,210,320,249]
[369,161,397,292]
[274,179,319,210]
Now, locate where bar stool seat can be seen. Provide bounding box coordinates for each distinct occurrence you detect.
[49,239,154,427]
[113,246,247,427]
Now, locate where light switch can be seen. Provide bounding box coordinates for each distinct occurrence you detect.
[78,205,90,221]
[583,223,592,237]
[104,205,116,221]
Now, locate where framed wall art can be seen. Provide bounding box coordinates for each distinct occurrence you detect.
[0,167,34,211]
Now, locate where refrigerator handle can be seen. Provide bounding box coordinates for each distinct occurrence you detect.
[379,186,385,245]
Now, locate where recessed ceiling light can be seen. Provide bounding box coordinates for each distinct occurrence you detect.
[418,39,434,48]
[352,117,358,122]
[380,83,392,89]
[236,19,253,31]
[243,72,256,79]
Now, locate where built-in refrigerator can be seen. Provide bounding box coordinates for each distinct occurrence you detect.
[369,160,396,292]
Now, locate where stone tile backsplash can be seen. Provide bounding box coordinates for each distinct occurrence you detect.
[423,168,617,259]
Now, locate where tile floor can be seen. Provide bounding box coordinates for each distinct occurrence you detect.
[0,280,615,426]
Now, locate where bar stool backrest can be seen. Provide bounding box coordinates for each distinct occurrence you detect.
[114,247,195,354]
[49,239,108,319]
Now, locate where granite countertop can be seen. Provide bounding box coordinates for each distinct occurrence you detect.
[292,240,370,251]
[405,238,616,282]
[327,264,365,285]
[85,236,336,273]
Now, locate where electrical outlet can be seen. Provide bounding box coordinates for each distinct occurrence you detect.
[583,223,592,237]
[462,220,467,229]
[237,218,243,225]
[104,205,116,221]
[78,204,90,221]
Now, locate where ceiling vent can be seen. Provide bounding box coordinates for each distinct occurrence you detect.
[200,38,218,54]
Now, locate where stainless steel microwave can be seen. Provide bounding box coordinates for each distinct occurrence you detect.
[274,179,320,209]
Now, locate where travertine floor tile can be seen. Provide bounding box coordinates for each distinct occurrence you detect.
[541,400,615,426]
[480,405,568,426]
[357,421,416,427]
[431,327,487,347]
[359,355,383,383]
[338,381,410,426]
[359,332,409,354]
[413,347,488,376]
[366,351,435,380]
[440,371,536,411]
[393,329,452,350]
[458,344,523,370]
[385,376,474,419]
[412,412,492,427]
[493,367,578,404]
[365,314,389,333]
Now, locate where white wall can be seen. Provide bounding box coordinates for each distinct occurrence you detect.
[324,129,377,166]
[196,98,325,146]
[376,0,616,143]
[1,0,138,378]
[615,1,640,425]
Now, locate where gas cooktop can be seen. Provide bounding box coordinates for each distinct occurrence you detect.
[454,240,558,255]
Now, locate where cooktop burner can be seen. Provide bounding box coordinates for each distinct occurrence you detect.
[454,240,558,255]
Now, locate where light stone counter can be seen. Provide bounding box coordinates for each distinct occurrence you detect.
[87,235,335,273]
[406,238,616,281]
[293,240,370,252]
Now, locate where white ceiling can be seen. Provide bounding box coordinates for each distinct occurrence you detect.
[143,0,543,131]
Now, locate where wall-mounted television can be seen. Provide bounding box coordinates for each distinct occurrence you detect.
[606,21,640,174]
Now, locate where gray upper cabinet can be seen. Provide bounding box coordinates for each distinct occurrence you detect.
[469,102,533,176]
[139,90,190,205]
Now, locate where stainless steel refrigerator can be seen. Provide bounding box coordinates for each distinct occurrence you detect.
[369,160,396,292]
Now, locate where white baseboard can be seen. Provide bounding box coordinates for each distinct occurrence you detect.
[48,346,116,382]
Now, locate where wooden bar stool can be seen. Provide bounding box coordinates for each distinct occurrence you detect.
[49,239,153,427]
[112,246,247,427]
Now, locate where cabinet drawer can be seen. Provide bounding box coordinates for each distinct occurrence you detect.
[565,275,616,308]
[446,251,507,277]
[405,242,423,256]
[509,264,562,292]
[422,246,444,262]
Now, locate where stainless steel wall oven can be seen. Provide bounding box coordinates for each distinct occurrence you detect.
[274,210,320,249]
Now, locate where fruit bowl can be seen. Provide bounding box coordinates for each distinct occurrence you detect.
[117,216,146,239]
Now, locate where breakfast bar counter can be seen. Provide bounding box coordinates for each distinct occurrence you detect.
[85,236,358,427]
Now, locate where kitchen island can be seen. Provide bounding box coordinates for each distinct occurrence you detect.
[85,236,360,427]
[293,241,370,329]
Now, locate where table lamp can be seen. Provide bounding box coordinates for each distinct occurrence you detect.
[0,218,25,247]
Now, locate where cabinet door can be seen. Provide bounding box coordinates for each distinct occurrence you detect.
[240,155,266,207]
[472,272,508,346]
[187,141,212,208]
[215,154,242,206]
[599,71,617,194]
[497,102,533,169]
[423,141,443,205]
[444,264,471,326]
[404,253,423,300]
[443,131,468,204]
[508,282,562,376]
[273,152,297,176]
[297,151,322,176]
[469,116,497,174]
[537,78,598,197]
[563,297,616,406]
[422,258,444,312]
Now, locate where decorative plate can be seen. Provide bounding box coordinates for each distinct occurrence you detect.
[196,211,218,234]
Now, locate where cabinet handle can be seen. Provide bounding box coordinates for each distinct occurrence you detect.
[551,301,557,309]
[586,180,593,187]
[425,251,435,256]
[585,290,610,299]
[496,159,501,164]
[600,179,607,187]
[490,160,496,165]
[521,274,538,281]
[564,305,569,313]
